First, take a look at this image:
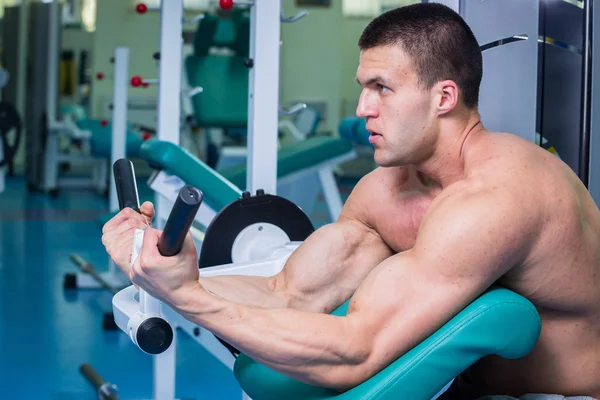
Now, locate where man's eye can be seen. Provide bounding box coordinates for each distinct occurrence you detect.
[378,84,389,93]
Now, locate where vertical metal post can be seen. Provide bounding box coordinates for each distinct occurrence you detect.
[155,0,184,229]
[46,0,60,126]
[110,47,130,212]
[42,0,61,190]
[246,1,281,195]
[16,0,29,120]
[580,0,593,186]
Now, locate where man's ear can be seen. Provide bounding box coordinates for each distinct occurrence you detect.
[435,80,459,115]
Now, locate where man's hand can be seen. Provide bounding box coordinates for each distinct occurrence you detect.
[130,228,201,307]
[101,201,155,276]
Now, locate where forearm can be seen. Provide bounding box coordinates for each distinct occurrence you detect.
[198,275,288,309]
[174,285,368,389]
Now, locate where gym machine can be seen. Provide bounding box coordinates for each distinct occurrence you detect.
[0,68,23,194]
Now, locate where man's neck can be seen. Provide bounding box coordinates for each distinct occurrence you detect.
[415,111,484,188]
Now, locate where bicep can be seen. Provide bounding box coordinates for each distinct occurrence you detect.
[345,250,478,371]
[345,192,535,371]
[276,218,393,313]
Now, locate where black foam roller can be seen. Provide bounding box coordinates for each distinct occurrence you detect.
[158,186,203,257]
[113,159,140,212]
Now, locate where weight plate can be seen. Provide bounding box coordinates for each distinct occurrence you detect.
[198,191,314,268]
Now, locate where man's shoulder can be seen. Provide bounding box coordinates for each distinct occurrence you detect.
[427,175,539,231]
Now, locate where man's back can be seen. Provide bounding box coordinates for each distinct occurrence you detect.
[362,131,600,398]
[452,133,600,398]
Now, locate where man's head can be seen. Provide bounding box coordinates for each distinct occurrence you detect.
[355,3,482,167]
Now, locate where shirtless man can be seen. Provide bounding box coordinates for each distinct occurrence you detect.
[101,3,600,399]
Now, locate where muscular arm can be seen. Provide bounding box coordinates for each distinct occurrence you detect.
[171,186,539,390]
[197,173,394,313]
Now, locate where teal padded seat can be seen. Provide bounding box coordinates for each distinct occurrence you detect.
[234,286,541,400]
[338,117,372,147]
[75,119,144,158]
[221,136,354,189]
[60,104,88,120]
[140,139,242,212]
[187,10,250,129]
[185,54,249,128]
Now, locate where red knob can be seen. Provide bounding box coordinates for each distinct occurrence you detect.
[219,0,234,10]
[131,75,143,87]
[142,132,152,141]
[136,3,148,14]
[96,72,104,80]
[100,119,108,127]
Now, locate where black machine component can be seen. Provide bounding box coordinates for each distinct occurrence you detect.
[0,101,22,173]
[198,190,315,268]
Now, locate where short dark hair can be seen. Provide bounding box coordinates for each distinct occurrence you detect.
[358,3,482,109]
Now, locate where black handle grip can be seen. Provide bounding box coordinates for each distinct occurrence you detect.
[158,185,203,257]
[113,159,140,212]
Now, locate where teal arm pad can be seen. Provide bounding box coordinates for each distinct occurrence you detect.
[139,139,242,211]
[338,117,372,147]
[234,286,541,400]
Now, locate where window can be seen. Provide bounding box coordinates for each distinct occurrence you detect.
[342,0,420,17]
[134,0,214,11]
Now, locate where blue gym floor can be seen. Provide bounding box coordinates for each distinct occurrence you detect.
[0,175,353,399]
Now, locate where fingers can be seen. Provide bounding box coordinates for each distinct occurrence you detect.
[140,201,155,225]
[102,207,147,234]
[102,208,150,274]
[182,231,198,257]
[133,228,162,282]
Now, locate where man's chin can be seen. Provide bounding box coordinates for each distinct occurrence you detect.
[374,154,409,168]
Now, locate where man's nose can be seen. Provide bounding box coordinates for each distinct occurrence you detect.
[356,90,378,119]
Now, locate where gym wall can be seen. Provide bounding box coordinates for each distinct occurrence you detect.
[90,0,161,120]
[89,0,374,134]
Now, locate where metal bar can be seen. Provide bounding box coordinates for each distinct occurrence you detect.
[579,0,593,185]
[69,254,119,295]
[155,0,184,231]
[246,1,281,195]
[110,47,130,212]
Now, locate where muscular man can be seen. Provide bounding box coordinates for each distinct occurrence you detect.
[101,4,600,399]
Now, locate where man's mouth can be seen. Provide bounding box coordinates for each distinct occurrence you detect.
[368,131,382,144]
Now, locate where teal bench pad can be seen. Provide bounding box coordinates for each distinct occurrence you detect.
[221,136,353,189]
[140,139,242,212]
[74,119,144,158]
[139,136,354,209]
[234,286,541,400]
[338,117,371,147]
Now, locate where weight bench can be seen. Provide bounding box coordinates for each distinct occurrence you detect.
[141,135,356,229]
[234,286,541,400]
[46,106,149,196]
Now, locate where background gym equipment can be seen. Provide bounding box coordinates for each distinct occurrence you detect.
[79,363,119,400]
[0,101,22,193]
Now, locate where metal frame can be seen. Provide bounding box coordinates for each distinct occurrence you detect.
[588,0,600,204]
[246,1,281,195]
[154,0,184,231]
